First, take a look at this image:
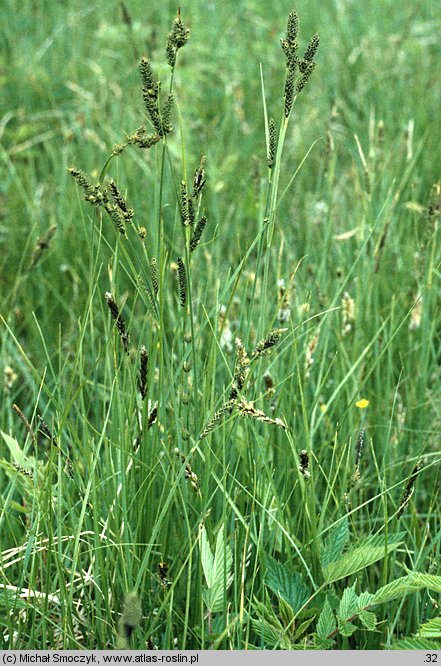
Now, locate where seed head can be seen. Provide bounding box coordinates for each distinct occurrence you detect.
[230,337,250,399]
[193,155,206,197]
[303,33,320,62]
[284,63,296,117]
[179,181,190,226]
[190,216,208,252]
[200,399,236,439]
[139,58,155,91]
[105,292,130,354]
[252,328,287,359]
[166,10,190,67]
[341,291,355,336]
[127,127,160,149]
[299,450,310,479]
[150,257,159,295]
[148,402,158,429]
[355,428,365,469]
[104,203,127,236]
[175,448,200,494]
[237,398,286,429]
[287,11,299,43]
[177,257,187,307]
[267,118,276,169]
[281,10,299,68]
[397,461,422,518]
[161,93,174,135]
[138,345,149,400]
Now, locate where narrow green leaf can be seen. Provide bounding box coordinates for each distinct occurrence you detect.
[278,596,294,627]
[253,598,284,629]
[293,615,316,642]
[323,533,404,583]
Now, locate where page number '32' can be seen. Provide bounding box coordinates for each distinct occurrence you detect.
[425,656,438,663]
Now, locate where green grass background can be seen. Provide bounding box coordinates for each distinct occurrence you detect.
[0,0,440,650]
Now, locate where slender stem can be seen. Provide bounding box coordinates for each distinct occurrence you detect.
[157,66,176,423]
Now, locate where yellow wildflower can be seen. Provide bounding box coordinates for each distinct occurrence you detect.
[356,399,369,409]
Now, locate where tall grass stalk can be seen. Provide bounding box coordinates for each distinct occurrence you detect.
[0,2,440,651]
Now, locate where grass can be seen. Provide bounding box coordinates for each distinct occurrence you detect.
[1,0,440,651]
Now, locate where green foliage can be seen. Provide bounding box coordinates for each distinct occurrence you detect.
[200,525,233,614]
[372,573,441,606]
[337,584,358,636]
[320,517,350,568]
[314,586,377,646]
[316,597,336,648]
[1,432,32,470]
[358,610,377,631]
[1,0,440,650]
[251,595,316,649]
[264,554,311,614]
[257,563,441,647]
[323,533,405,583]
[418,617,441,638]
[250,599,291,650]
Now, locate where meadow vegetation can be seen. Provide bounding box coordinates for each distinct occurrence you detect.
[0,0,440,650]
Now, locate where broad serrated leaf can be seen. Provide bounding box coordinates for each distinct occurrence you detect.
[323,533,404,583]
[412,573,441,593]
[371,575,420,605]
[390,637,441,650]
[202,525,233,613]
[372,572,441,606]
[338,583,358,620]
[251,618,289,648]
[356,591,374,610]
[337,618,357,637]
[316,597,336,640]
[264,554,311,613]
[359,610,377,631]
[419,617,441,638]
[320,517,349,568]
